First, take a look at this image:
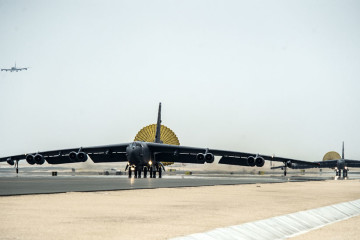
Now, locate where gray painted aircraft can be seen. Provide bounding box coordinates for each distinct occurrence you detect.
[1,63,28,72]
[1,103,274,178]
[270,142,360,178]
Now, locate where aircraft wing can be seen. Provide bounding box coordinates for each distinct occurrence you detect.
[147,142,268,157]
[271,156,321,166]
[147,143,270,165]
[0,143,130,164]
[345,160,360,167]
[1,69,10,71]
[316,159,360,168]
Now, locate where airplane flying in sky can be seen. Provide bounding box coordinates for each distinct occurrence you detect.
[270,142,360,178]
[1,63,28,72]
[1,103,277,178]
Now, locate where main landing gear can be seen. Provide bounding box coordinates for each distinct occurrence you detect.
[335,169,348,179]
[127,165,163,179]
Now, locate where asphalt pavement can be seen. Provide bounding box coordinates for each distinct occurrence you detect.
[0,174,332,196]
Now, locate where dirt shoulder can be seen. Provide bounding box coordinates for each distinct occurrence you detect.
[1,179,360,240]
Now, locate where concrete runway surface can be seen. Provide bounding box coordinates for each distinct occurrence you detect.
[0,175,332,196]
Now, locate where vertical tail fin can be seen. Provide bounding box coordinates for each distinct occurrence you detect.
[154,102,162,143]
[342,141,345,159]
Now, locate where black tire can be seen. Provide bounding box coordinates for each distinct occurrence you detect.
[144,168,148,178]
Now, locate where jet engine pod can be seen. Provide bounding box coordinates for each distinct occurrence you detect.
[69,151,77,161]
[205,153,214,163]
[76,152,88,162]
[34,154,45,165]
[7,158,14,166]
[26,155,36,165]
[247,156,256,167]
[196,153,205,161]
[286,160,293,168]
[255,156,265,167]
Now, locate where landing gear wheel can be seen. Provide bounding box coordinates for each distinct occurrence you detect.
[144,168,148,178]
[152,169,156,178]
[159,168,162,178]
[138,169,142,178]
[134,167,138,178]
[128,169,132,178]
[150,167,153,178]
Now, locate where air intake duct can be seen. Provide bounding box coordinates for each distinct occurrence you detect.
[247,156,256,167]
[196,153,205,161]
[255,156,265,167]
[69,151,88,162]
[34,154,45,165]
[26,155,36,165]
[205,153,214,163]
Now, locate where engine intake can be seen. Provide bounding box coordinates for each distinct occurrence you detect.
[205,153,214,163]
[26,155,36,165]
[247,156,256,167]
[196,153,205,161]
[286,161,293,168]
[69,151,88,162]
[77,152,88,162]
[34,154,45,165]
[255,156,265,167]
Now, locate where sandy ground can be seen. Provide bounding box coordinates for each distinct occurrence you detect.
[1,179,360,240]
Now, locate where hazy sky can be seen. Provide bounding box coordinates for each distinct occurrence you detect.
[1,0,359,164]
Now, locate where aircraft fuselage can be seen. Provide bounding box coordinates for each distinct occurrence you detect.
[337,159,346,170]
[126,142,152,167]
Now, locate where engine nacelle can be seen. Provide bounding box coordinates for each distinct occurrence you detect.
[26,155,36,165]
[34,154,45,165]
[69,151,88,162]
[69,151,77,161]
[205,153,214,163]
[196,153,205,161]
[247,156,256,167]
[255,156,265,167]
[76,152,88,162]
[286,161,293,168]
[7,158,14,166]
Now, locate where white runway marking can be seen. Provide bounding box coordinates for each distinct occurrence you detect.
[171,199,360,240]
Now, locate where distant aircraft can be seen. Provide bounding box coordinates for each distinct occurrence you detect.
[0,103,276,178]
[1,63,28,72]
[270,142,360,178]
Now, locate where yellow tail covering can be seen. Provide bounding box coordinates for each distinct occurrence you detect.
[134,124,180,166]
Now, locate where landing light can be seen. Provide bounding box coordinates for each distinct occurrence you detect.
[149,161,152,166]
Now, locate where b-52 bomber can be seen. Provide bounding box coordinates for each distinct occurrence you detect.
[271,142,360,178]
[1,63,28,72]
[1,103,283,178]
[4,103,353,178]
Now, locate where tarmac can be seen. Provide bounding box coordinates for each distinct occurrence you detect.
[0,174,332,196]
[1,174,360,239]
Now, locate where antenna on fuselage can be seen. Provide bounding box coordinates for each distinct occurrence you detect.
[342,141,345,159]
[154,102,162,143]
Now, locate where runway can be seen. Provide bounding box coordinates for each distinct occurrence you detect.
[0,174,332,196]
